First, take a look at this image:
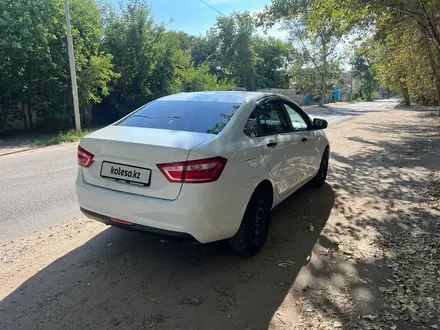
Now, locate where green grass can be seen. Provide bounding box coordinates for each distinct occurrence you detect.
[30,129,95,147]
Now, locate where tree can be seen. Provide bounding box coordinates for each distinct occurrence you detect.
[212,12,258,90]
[0,0,65,129]
[99,0,238,120]
[370,20,438,106]
[190,34,220,75]
[0,0,117,130]
[310,0,440,105]
[253,36,293,89]
[289,52,341,100]
[260,0,352,105]
[149,30,193,97]
[261,0,440,105]
[363,0,440,53]
[190,16,293,91]
[70,0,119,122]
[102,0,161,112]
[287,19,343,105]
[358,0,440,105]
[351,46,377,101]
[183,63,236,92]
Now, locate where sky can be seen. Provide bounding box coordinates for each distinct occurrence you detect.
[121,0,288,38]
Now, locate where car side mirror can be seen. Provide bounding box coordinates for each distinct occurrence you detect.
[312,118,328,130]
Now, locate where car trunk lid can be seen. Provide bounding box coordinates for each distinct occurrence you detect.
[79,125,215,200]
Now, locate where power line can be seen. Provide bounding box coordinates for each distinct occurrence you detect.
[199,0,225,17]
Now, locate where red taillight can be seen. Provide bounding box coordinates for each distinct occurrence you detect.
[77,145,94,168]
[157,157,227,183]
[111,218,134,226]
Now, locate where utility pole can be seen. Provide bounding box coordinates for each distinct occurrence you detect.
[64,0,81,133]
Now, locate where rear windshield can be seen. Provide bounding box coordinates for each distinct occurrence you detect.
[118,100,240,134]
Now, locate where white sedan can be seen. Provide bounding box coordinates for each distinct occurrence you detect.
[76,92,329,255]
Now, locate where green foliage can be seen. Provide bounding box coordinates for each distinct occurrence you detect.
[371,20,439,106]
[100,1,238,116]
[191,13,293,91]
[190,35,219,70]
[258,0,366,30]
[328,0,440,105]
[260,0,349,105]
[0,0,117,129]
[254,36,292,89]
[30,128,95,147]
[262,0,440,105]
[183,63,236,92]
[351,46,377,101]
[101,0,160,111]
[80,53,120,105]
[150,30,193,97]
[289,57,341,99]
[212,12,258,90]
[0,0,309,132]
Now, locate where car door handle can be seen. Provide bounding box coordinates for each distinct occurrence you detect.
[301,137,308,142]
[267,141,277,148]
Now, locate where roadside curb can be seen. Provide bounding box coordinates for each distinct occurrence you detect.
[0,142,77,157]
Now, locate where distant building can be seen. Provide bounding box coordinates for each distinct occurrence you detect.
[340,72,361,90]
[334,72,361,101]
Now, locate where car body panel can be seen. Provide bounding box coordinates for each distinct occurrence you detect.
[76,168,253,243]
[80,126,214,200]
[76,91,330,243]
[257,133,294,198]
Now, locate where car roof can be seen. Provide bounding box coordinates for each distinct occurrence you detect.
[157,91,272,104]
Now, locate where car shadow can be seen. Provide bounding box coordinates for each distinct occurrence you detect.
[0,184,335,330]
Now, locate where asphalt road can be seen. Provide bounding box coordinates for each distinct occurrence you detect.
[307,98,398,123]
[0,100,397,243]
[0,144,81,243]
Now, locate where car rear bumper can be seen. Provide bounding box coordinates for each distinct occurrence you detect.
[75,169,252,243]
[80,208,196,242]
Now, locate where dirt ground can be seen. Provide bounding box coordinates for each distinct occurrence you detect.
[0,105,439,330]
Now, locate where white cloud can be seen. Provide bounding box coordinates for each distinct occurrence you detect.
[252,7,266,16]
[265,22,289,40]
[250,7,289,40]
[255,22,289,40]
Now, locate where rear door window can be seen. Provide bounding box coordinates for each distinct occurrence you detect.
[118,101,240,134]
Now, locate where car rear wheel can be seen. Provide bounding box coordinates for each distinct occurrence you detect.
[229,190,271,256]
[310,147,329,188]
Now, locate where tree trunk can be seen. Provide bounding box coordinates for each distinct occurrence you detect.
[368,70,374,101]
[27,104,34,129]
[421,28,440,105]
[367,74,372,101]
[429,54,440,106]
[0,109,8,130]
[418,0,440,54]
[399,80,410,106]
[80,106,85,126]
[21,101,29,129]
[26,96,34,129]
[320,57,327,107]
[350,66,353,101]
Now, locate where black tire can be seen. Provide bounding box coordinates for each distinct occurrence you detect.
[310,147,330,188]
[229,190,271,256]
